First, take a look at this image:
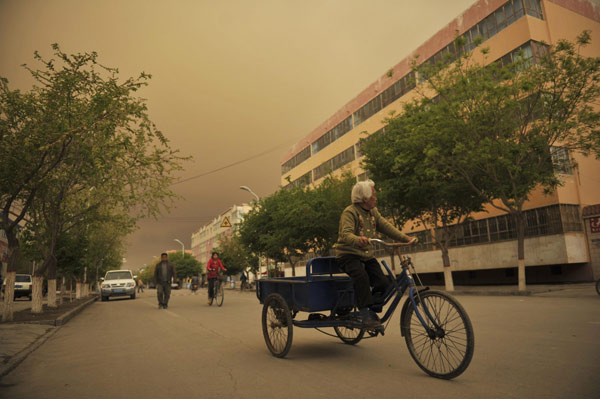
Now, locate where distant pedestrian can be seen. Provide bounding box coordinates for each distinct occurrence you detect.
[137,278,144,293]
[240,272,247,291]
[154,253,176,309]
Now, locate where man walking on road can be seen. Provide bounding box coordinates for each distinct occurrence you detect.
[154,253,176,309]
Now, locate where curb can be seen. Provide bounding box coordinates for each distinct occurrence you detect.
[0,325,61,379]
[447,290,534,296]
[0,295,98,380]
[55,295,98,326]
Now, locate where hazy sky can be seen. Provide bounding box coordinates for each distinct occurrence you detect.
[0,0,476,269]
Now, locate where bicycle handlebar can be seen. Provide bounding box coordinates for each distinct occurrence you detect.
[369,238,416,247]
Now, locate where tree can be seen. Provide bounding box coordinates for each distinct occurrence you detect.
[1,44,187,319]
[238,173,355,276]
[360,104,485,288]
[215,233,259,277]
[307,173,356,255]
[164,252,203,280]
[406,32,600,290]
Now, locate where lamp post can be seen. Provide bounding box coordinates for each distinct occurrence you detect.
[174,239,185,255]
[239,185,259,201]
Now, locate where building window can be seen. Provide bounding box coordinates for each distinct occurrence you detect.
[353,96,383,126]
[356,172,369,182]
[550,146,573,175]
[398,204,582,254]
[311,116,353,155]
[312,146,356,181]
[381,72,416,108]
[283,171,312,190]
[524,0,544,19]
[281,145,311,175]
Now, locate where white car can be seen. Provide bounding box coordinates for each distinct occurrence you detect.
[1,274,33,301]
[101,270,136,301]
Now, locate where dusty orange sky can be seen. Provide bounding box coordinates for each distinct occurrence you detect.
[0,0,476,270]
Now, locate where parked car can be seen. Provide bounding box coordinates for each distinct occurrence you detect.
[1,274,33,301]
[100,270,136,301]
[171,280,180,290]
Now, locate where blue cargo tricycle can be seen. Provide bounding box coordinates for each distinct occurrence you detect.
[256,239,474,379]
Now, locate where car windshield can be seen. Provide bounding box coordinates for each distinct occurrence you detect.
[16,275,31,282]
[105,271,132,280]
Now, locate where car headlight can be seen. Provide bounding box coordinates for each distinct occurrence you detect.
[126,282,135,287]
[101,283,111,289]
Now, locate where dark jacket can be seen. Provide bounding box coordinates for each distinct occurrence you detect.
[154,261,176,284]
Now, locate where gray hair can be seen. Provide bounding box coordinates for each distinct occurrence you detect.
[351,180,375,204]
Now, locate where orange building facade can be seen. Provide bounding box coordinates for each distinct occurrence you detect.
[280,0,600,284]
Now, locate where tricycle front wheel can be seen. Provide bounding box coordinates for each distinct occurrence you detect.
[402,291,474,380]
[334,326,365,345]
[262,294,293,358]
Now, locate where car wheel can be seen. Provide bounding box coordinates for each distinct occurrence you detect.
[130,293,136,300]
[101,296,108,302]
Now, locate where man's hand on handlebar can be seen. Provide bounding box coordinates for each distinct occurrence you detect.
[357,236,370,248]
[408,236,419,245]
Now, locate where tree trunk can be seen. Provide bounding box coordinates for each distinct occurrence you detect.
[1,271,16,321]
[514,212,527,292]
[76,280,82,299]
[69,279,73,302]
[31,276,44,313]
[47,279,57,308]
[1,230,20,322]
[46,254,57,308]
[58,276,65,305]
[441,246,454,292]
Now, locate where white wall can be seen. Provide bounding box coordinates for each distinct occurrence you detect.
[278,233,588,276]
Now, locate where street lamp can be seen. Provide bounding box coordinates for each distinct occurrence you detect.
[240,185,259,201]
[174,239,185,255]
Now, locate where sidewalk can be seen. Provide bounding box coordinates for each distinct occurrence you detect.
[0,295,97,379]
[428,282,598,297]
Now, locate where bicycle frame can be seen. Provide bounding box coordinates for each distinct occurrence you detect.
[376,258,442,335]
[209,277,222,299]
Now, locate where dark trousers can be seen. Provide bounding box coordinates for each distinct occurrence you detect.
[208,278,217,298]
[338,256,389,309]
[157,282,171,306]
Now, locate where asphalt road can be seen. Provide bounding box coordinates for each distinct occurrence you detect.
[1,288,599,399]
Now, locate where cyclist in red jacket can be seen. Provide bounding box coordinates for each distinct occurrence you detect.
[206,252,227,303]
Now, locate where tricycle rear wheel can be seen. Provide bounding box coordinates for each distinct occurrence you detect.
[334,326,365,345]
[262,294,293,358]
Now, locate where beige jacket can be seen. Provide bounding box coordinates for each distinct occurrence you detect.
[334,204,411,260]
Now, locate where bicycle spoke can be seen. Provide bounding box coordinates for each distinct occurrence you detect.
[405,292,473,378]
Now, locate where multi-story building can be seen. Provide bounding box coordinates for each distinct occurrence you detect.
[191,204,251,267]
[280,0,600,283]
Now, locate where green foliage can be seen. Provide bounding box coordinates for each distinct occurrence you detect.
[214,234,258,276]
[166,252,203,279]
[1,44,188,282]
[239,173,355,275]
[410,32,600,215]
[142,252,202,282]
[360,100,486,264]
[375,31,600,268]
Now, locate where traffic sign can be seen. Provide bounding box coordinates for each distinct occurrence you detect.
[220,217,232,228]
